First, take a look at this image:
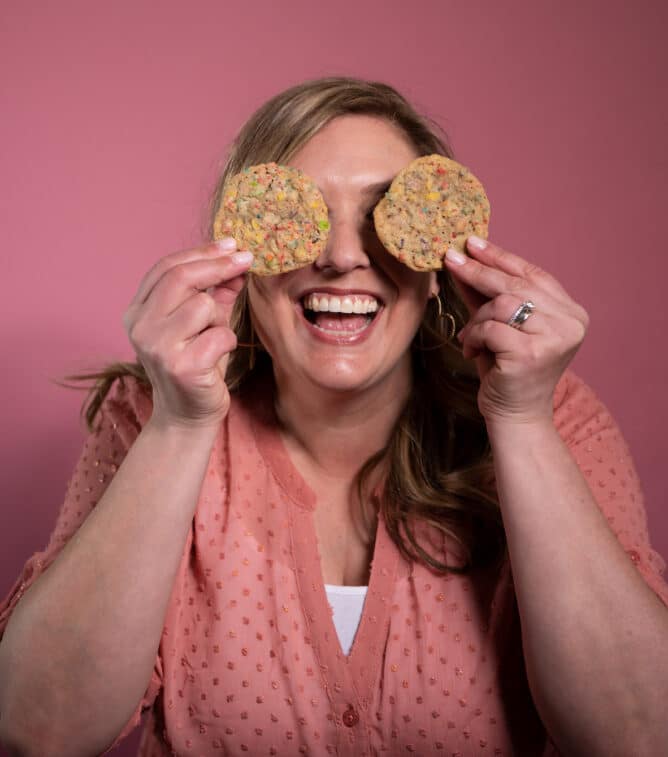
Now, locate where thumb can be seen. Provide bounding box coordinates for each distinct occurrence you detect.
[207,272,248,315]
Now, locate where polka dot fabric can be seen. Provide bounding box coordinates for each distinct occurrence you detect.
[1,371,666,756]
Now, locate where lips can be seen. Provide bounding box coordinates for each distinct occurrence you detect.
[297,289,383,343]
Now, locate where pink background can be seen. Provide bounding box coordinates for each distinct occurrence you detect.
[1,2,666,754]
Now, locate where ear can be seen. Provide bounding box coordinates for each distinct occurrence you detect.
[427,271,439,299]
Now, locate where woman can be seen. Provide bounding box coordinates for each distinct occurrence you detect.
[1,77,666,757]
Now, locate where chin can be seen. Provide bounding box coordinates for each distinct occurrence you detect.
[304,364,373,394]
[302,352,410,397]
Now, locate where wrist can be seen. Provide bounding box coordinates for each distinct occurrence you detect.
[144,413,222,444]
[484,414,558,444]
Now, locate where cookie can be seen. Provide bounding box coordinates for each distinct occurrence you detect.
[373,154,490,271]
[213,162,330,276]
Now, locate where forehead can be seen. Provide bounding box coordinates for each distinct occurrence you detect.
[287,114,419,186]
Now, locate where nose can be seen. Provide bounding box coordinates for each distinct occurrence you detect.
[314,219,370,273]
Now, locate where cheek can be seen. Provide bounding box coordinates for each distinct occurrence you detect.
[400,274,433,314]
[247,278,296,355]
[391,279,432,342]
[368,241,435,305]
[247,277,283,325]
[247,280,275,342]
[247,276,271,306]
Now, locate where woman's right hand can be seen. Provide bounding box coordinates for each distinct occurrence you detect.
[123,237,254,430]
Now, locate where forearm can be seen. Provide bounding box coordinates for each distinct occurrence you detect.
[487,419,668,756]
[0,417,219,757]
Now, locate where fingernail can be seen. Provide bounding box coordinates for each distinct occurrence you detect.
[216,237,237,251]
[446,248,467,265]
[467,235,487,251]
[231,251,254,265]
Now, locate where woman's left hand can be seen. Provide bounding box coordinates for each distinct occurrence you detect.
[444,236,589,426]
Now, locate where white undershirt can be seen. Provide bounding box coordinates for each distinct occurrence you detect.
[324,583,368,655]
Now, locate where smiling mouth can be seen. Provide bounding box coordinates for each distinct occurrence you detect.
[301,293,381,335]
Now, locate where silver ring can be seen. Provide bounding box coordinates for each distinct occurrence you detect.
[507,300,535,329]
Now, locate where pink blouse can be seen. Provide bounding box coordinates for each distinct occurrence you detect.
[2,370,667,756]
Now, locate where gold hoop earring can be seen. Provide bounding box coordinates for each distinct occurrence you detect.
[434,292,443,318]
[443,312,456,341]
[432,293,457,341]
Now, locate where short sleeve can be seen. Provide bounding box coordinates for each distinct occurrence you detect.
[0,375,162,746]
[553,371,668,606]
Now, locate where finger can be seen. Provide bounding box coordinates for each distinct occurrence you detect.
[161,324,238,388]
[130,238,238,308]
[444,247,525,301]
[460,293,555,336]
[460,318,526,360]
[206,269,247,307]
[163,290,230,345]
[468,347,496,375]
[139,252,253,321]
[465,236,571,302]
[182,324,238,362]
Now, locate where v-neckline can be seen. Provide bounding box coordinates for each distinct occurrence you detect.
[248,382,403,714]
[291,504,400,709]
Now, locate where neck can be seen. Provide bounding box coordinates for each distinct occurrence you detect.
[272,369,411,482]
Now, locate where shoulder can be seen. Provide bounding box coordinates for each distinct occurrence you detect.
[93,374,154,441]
[552,369,620,446]
[551,369,642,511]
[552,369,642,525]
[94,374,262,442]
[553,372,668,603]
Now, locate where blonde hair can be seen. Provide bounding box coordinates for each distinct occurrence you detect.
[62,77,504,574]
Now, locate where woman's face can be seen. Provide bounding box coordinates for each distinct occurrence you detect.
[247,114,437,397]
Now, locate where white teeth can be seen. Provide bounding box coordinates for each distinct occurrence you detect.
[304,293,380,314]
